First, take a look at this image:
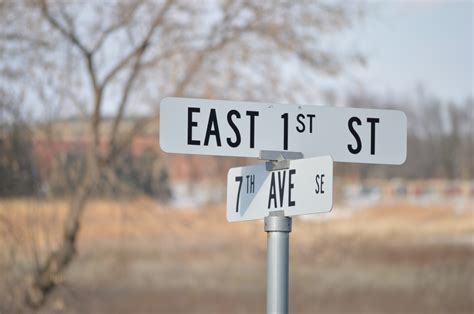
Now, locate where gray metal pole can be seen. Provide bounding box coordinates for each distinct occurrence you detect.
[264,211,292,314]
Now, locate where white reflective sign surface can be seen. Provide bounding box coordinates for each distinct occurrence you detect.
[226,156,333,222]
[160,97,407,165]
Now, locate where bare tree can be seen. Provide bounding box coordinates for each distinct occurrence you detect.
[0,0,361,307]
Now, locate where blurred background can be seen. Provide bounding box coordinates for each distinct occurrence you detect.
[0,1,472,313]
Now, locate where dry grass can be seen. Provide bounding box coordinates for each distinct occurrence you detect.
[0,198,473,313]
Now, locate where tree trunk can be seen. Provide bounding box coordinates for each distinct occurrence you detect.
[24,173,95,308]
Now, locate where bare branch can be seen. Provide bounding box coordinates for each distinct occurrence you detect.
[39,0,101,132]
[173,2,256,96]
[63,89,88,120]
[91,23,125,54]
[39,0,89,55]
[173,52,205,96]
[107,57,142,153]
[90,2,141,54]
[99,0,174,90]
[111,2,253,155]
[104,0,174,162]
[0,33,51,47]
[105,116,155,165]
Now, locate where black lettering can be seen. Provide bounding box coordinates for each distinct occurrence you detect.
[187,107,200,145]
[289,169,296,207]
[315,174,320,194]
[204,109,221,146]
[296,114,305,133]
[320,174,325,194]
[307,114,315,133]
[226,110,241,147]
[268,172,277,209]
[347,116,362,154]
[277,171,286,207]
[281,113,289,150]
[246,111,259,148]
[235,176,243,212]
[250,175,255,193]
[367,117,380,155]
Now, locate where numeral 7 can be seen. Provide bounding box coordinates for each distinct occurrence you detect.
[235,176,243,212]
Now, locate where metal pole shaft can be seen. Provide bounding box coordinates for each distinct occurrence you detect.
[265,211,292,314]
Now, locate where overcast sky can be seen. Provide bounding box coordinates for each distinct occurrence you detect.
[340,0,473,103]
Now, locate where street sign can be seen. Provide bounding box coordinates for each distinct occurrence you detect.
[226,155,333,222]
[160,97,407,165]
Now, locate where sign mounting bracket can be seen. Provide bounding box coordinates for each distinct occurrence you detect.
[258,150,304,171]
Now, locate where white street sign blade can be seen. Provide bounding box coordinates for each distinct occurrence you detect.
[226,156,333,222]
[160,97,407,165]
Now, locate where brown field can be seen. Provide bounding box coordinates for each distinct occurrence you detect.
[0,199,473,314]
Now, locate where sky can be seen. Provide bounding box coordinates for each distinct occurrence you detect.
[340,0,473,103]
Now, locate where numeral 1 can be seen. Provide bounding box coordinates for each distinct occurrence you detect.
[281,113,288,150]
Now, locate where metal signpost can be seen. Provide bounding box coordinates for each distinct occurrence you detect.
[265,210,291,314]
[159,97,407,314]
[227,152,333,313]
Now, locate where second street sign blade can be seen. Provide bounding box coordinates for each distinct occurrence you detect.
[226,155,333,222]
[160,97,407,165]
